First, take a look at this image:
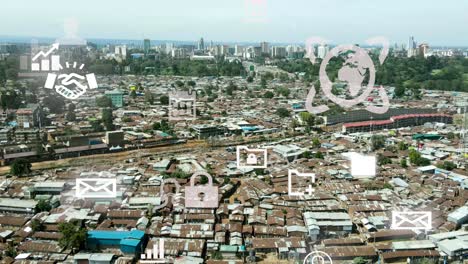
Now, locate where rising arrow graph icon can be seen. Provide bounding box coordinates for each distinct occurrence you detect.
[32,43,60,61]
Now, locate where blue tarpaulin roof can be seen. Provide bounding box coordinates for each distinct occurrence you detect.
[88,230,145,240]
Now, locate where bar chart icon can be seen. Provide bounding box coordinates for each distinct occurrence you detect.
[140,239,171,263]
[30,43,60,72]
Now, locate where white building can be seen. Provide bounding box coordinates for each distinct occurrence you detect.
[235,45,245,56]
[271,46,287,58]
[260,41,269,54]
[114,45,127,57]
[171,48,187,58]
[317,44,329,59]
[407,36,417,57]
[165,43,174,54]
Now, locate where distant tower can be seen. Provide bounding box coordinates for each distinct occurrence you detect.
[407,36,416,57]
[418,43,429,57]
[260,41,269,54]
[144,39,151,54]
[198,37,205,51]
[317,44,329,59]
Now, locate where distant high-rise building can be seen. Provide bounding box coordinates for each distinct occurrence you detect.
[115,45,127,58]
[271,46,287,58]
[198,37,205,51]
[165,43,174,54]
[234,45,245,56]
[171,48,187,58]
[260,42,269,54]
[144,39,151,54]
[407,36,417,57]
[419,43,429,57]
[317,44,329,59]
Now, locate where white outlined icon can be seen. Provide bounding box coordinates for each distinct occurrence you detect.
[44,62,98,99]
[236,146,267,169]
[305,37,390,115]
[185,171,219,208]
[140,238,171,263]
[391,211,432,231]
[31,43,60,71]
[153,178,181,211]
[303,251,333,264]
[76,178,117,198]
[288,169,315,196]
[168,90,196,121]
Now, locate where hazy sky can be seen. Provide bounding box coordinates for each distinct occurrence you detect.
[1,0,467,46]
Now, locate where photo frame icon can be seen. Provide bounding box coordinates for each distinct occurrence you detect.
[168,90,196,121]
[236,146,267,169]
[288,169,315,196]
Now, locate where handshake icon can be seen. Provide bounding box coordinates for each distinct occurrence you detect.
[44,62,98,99]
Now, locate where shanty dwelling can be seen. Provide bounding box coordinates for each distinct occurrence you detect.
[381,240,440,263]
[429,230,468,260]
[73,253,117,264]
[87,230,145,255]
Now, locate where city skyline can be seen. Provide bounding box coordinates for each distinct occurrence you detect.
[0,0,467,46]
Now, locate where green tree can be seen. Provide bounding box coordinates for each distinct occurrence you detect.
[66,103,76,121]
[130,89,137,99]
[394,85,405,97]
[400,158,408,168]
[145,90,154,104]
[275,108,290,118]
[409,149,431,166]
[4,244,16,258]
[10,159,32,176]
[211,251,223,260]
[398,141,408,151]
[378,155,392,165]
[312,138,321,148]
[383,183,394,190]
[446,132,455,140]
[275,87,290,97]
[90,119,104,132]
[43,94,65,114]
[260,77,267,88]
[160,95,169,105]
[437,161,456,171]
[371,135,386,150]
[31,219,44,232]
[302,151,312,159]
[263,91,274,98]
[102,108,115,131]
[36,199,52,212]
[175,80,184,87]
[299,112,315,128]
[246,76,253,83]
[353,257,367,264]
[58,221,87,251]
[314,151,324,159]
[96,96,113,108]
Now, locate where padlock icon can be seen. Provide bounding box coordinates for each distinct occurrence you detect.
[185,171,219,208]
[153,178,181,212]
[246,153,258,165]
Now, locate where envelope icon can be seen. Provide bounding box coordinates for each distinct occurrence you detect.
[288,169,315,196]
[76,178,117,198]
[391,211,432,230]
